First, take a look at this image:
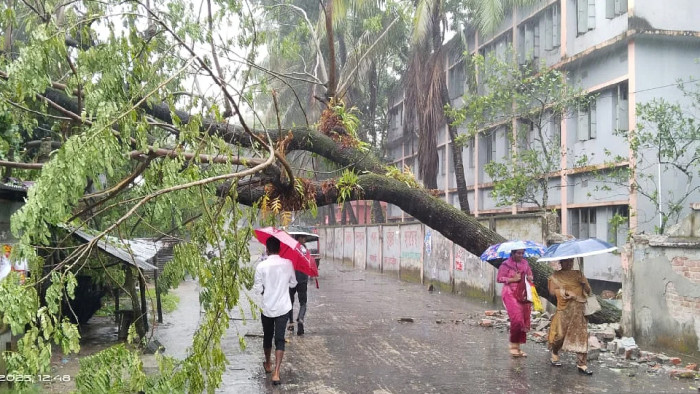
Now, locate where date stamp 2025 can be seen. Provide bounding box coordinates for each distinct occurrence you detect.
[0,374,72,383]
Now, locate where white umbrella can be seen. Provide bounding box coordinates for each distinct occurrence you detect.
[537,238,617,262]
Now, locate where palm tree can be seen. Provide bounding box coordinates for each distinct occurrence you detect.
[405,0,537,212]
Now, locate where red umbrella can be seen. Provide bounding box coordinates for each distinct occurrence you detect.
[254,227,319,277]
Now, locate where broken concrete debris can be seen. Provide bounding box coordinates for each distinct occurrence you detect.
[472,309,700,380]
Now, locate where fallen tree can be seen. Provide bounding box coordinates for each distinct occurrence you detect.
[0,1,617,392]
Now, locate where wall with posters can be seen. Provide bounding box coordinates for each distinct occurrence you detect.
[381,226,400,277]
[366,227,381,271]
[321,223,494,301]
[453,245,495,301]
[423,230,452,293]
[399,224,422,283]
[333,228,343,261]
[353,227,367,270]
[342,227,354,266]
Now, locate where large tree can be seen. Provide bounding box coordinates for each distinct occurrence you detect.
[0,0,618,392]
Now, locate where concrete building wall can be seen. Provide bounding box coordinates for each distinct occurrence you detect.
[494,215,544,243]
[566,0,628,57]
[382,226,400,276]
[632,36,700,234]
[343,228,354,266]
[636,0,700,31]
[399,224,423,283]
[323,228,333,260]
[353,227,367,270]
[323,224,496,300]
[625,239,700,356]
[453,245,496,302]
[423,229,452,293]
[334,228,343,261]
[367,227,381,271]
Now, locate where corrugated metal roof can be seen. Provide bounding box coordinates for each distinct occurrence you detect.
[72,229,158,271]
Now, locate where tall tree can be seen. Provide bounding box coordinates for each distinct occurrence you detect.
[404,0,537,212]
[0,1,618,391]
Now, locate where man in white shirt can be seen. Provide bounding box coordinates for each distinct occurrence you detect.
[253,236,297,385]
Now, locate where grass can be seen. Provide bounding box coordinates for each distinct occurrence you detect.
[95,288,180,317]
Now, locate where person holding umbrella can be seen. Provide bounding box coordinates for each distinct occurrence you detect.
[253,236,298,385]
[287,234,309,336]
[538,237,618,375]
[547,258,594,375]
[496,244,535,358]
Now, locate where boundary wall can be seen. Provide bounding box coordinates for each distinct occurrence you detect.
[318,224,498,301]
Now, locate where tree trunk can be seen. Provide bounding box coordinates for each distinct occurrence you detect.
[327,204,337,225]
[343,201,358,224]
[323,0,336,100]
[440,81,470,213]
[368,61,378,146]
[371,200,385,223]
[124,265,146,338]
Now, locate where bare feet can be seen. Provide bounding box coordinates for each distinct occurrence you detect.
[263,362,272,374]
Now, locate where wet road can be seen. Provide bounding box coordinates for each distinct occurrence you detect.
[160,258,697,393]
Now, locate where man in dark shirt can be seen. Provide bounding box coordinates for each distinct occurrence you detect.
[287,235,309,336]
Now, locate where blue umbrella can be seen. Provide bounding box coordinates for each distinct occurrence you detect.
[537,238,617,262]
[480,240,546,261]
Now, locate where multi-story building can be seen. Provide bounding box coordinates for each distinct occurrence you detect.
[386,0,700,285]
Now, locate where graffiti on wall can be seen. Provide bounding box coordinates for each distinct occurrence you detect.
[455,247,465,271]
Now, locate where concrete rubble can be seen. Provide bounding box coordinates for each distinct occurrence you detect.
[469,309,700,381]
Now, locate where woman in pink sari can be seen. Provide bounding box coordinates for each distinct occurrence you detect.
[497,248,533,357]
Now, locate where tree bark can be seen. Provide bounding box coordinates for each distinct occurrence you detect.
[124,265,146,338]
[371,200,385,223]
[343,201,358,224]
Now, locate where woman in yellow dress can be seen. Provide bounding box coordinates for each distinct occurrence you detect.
[547,258,594,375]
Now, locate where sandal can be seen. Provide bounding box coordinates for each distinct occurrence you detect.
[550,359,562,367]
[577,366,593,375]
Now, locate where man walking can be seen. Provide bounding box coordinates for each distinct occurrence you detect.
[288,234,309,336]
[253,237,297,385]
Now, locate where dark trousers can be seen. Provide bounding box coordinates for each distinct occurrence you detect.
[262,313,289,351]
[288,282,308,323]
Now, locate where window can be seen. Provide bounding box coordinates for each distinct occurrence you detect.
[577,0,596,35]
[448,60,465,98]
[518,22,540,64]
[551,114,562,142]
[605,0,627,18]
[446,145,453,175]
[485,131,497,163]
[439,147,445,175]
[607,205,629,246]
[571,208,597,238]
[612,83,629,131]
[577,99,597,141]
[518,120,534,150]
[544,3,561,51]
